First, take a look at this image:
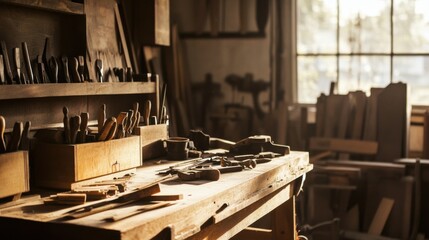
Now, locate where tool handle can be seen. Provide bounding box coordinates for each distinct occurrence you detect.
[70,115,81,144]
[1,41,13,84]
[63,106,70,143]
[7,122,23,152]
[13,48,21,84]
[177,168,220,181]
[19,121,31,150]
[144,100,151,126]
[0,116,6,153]
[0,55,4,84]
[98,117,117,141]
[22,42,34,84]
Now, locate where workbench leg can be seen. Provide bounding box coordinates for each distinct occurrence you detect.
[272,195,296,240]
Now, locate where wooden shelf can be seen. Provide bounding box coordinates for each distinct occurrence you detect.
[0,82,157,100]
[0,0,84,15]
[179,31,266,39]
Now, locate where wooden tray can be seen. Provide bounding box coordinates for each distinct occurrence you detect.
[0,151,30,199]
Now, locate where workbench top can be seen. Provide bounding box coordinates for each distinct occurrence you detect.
[0,151,311,240]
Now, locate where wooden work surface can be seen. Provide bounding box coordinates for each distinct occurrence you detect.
[0,151,311,240]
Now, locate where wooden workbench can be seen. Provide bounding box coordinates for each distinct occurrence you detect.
[0,151,311,240]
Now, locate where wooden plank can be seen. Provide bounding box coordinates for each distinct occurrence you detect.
[0,82,156,100]
[315,94,326,137]
[309,137,378,155]
[363,88,383,141]
[349,91,367,139]
[368,198,394,235]
[323,95,347,138]
[114,3,132,69]
[0,0,83,15]
[272,196,296,240]
[322,160,405,174]
[376,83,409,161]
[423,110,429,158]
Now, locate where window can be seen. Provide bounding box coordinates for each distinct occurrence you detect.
[297,0,429,105]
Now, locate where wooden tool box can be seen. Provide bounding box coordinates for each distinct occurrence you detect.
[134,124,169,160]
[33,136,141,190]
[0,151,30,199]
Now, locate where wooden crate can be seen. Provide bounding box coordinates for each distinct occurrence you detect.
[0,151,30,199]
[33,136,141,190]
[134,124,168,160]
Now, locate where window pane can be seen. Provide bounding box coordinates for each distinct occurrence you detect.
[297,0,337,53]
[394,0,429,53]
[339,0,390,53]
[297,56,337,103]
[338,56,390,94]
[393,56,429,105]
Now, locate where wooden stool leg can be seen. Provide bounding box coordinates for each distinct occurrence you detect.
[272,195,296,240]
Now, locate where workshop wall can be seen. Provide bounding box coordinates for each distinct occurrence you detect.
[170,0,272,141]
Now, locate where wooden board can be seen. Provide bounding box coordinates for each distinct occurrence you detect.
[376,83,409,161]
[134,124,169,160]
[309,137,378,155]
[0,151,311,240]
[368,198,394,235]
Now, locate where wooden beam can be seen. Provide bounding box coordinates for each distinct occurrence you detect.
[309,137,378,155]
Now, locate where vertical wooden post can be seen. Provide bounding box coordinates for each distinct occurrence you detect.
[272,195,296,240]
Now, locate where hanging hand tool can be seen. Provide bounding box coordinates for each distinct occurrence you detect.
[21,42,34,84]
[177,167,221,181]
[98,104,106,134]
[221,158,257,169]
[61,56,70,83]
[0,116,6,153]
[19,121,31,150]
[116,112,128,139]
[70,115,81,144]
[0,55,5,84]
[77,112,89,143]
[70,57,81,83]
[0,41,13,84]
[78,56,85,82]
[7,121,23,152]
[126,67,133,82]
[13,48,23,84]
[37,55,49,84]
[42,38,51,83]
[144,100,151,126]
[126,109,134,136]
[48,57,58,83]
[230,135,290,155]
[31,59,40,84]
[132,102,140,127]
[63,106,70,144]
[95,59,103,82]
[159,83,167,122]
[98,117,117,141]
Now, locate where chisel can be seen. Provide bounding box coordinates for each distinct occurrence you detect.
[70,115,81,144]
[98,117,117,141]
[77,112,89,143]
[0,116,6,153]
[49,57,58,83]
[0,41,13,84]
[144,100,151,126]
[63,107,70,144]
[133,102,140,126]
[19,121,31,150]
[0,55,5,84]
[7,121,23,152]
[78,56,85,82]
[21,42,34,84]
[13,48,22,84]
[70,57,81,83]
[62,56,70,83]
